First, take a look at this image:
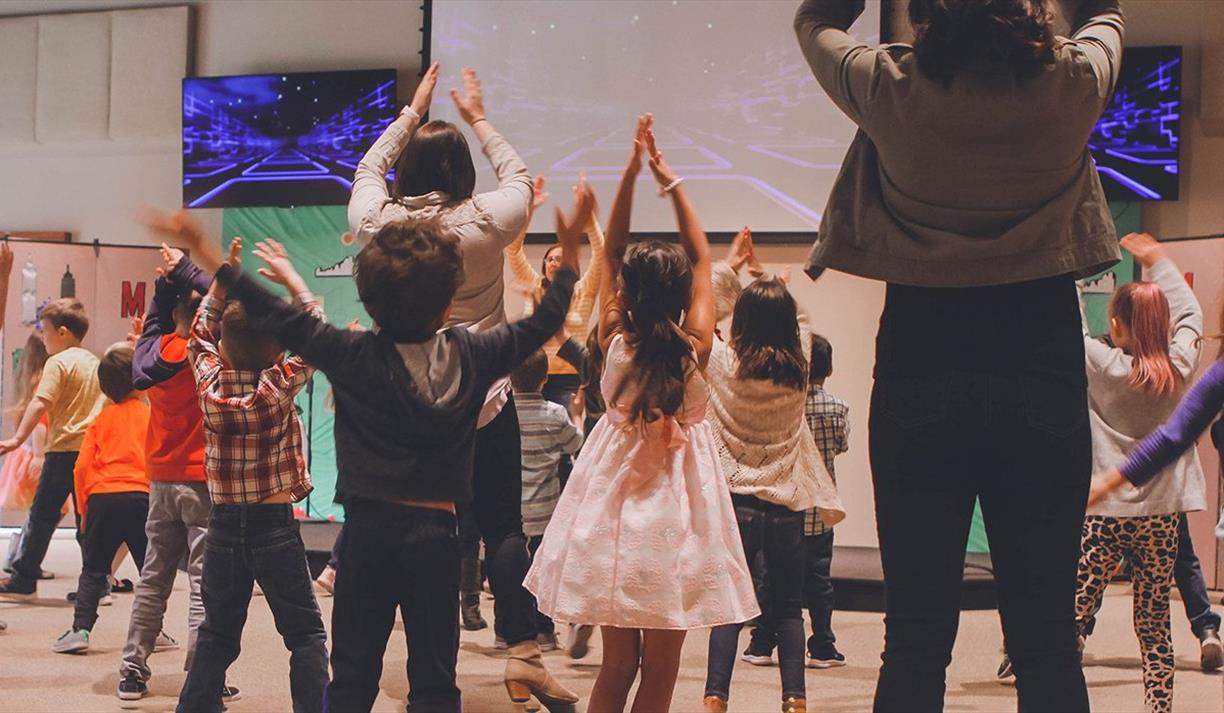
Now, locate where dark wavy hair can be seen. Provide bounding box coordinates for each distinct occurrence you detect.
[614,241,694,422]
[356,221,465,342]
[909,0,1056,86]
[393,120,477,201]
[730,277,807,391]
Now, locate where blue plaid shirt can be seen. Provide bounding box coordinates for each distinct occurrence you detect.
[804,384,849,536]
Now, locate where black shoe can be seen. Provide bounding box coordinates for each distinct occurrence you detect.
[740,644,775,667]
[807,646,847,669]
[110,577,134,593]
[0,576,35,599]
[221,683,242,701]
[117,672,148,701]
[461,593,488,631]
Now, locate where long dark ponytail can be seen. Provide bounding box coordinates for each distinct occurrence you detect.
[730,277,807,391]
[614,241,694,422]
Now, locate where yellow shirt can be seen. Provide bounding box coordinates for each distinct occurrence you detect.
[35,346,104,453]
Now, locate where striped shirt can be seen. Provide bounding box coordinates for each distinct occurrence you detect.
[189,293,318,505]
[515,392,583,536]
[804,385,849,536]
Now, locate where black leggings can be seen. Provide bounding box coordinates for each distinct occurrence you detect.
[75,492,148,631]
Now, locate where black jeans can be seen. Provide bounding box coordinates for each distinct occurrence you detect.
[10,451,79,586]
[1174,513,1222,638]
[178,504,327,713]
[326,501,460,713]
[706,495,806,701]
[75,492,148,631]
[870,276,1090,713]
[326,524,346,571]
[526,535,554,637]
[471,396,536,646]
[751,529,837,657]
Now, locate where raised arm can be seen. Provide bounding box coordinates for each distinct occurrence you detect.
[1067,0,1125,100]
[505,176,548,316]
[794,0,879,126]
[468,181,593,386]
[134,245,212,389]
[348,62,437,239]
[643,121,715,368]
[599,115,650,352]
[571,210,606,326]
[450,68,533,241]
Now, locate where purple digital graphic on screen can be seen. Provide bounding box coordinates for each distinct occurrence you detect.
[183,69,396,209]
[1089,46,1181,202]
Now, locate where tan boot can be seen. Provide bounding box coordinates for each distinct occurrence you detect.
[782,696,807,713]
[505,641,579,713]
[703,695,729,712]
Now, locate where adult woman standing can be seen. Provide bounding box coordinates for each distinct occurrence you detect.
[348,63,576,709]
[793,0,1124,710]
[506,177,605,409]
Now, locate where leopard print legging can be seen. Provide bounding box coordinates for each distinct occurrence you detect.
[1075,514,1179,713]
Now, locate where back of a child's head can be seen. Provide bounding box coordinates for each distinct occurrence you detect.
[356,222,465,342]
[511,350,549,394]
[809,333,834,382]
[9,333,49,419]
[1110,281,1179,396]
[221,302,284,371]
[615,241,694,421]
[174,290,204,333]
[42,298,89,342]
[98,342,136,403]
[730,277,807,391]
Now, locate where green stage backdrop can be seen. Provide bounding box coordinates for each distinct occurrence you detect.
[221,206,364,522]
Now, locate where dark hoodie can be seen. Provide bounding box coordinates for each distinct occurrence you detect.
[215,264,575,505]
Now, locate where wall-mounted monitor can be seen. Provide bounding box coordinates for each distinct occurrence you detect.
[183,69,396,209]
[1090,46,1181,202]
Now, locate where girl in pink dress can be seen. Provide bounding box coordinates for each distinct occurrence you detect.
[525,116,758,713]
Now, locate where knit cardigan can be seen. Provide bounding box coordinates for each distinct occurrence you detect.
[704,270,845,526]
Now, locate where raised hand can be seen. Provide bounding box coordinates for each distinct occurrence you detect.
[555,177,596,273]
[126,314,145,345]
[140,208,221,273]
[642,119,677,188]
[626,114,650,175]
[410,62,440,117]
[253,239,307,295]
[158,242,185,279]
[0,240,13,281]
[449,68,487,125]
[531,175,550,213]
[726,226,753,271]
[1120,232,1166,269]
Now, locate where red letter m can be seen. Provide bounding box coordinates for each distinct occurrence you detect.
[121,281,146,319]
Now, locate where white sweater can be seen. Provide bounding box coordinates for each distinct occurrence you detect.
[704,271,845,526]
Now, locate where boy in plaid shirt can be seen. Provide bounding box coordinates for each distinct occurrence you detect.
[747,333,849,669]
[141,219,328,713]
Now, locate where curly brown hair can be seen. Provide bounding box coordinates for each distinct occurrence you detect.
[909,0,1056,86]
[355,221,465,342]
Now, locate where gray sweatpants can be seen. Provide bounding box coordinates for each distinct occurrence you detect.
[120,480,211,681]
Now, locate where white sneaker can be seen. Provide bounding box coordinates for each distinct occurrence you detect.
[53,628,90,654]
[99,594,114,607]
[155,630,180,652]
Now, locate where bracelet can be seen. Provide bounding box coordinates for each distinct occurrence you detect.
[659,177,684,196]
[470,117,489,127]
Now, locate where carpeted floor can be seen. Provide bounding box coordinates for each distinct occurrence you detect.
[1,538,1221,712]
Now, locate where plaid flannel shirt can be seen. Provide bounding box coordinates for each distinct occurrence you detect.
[804,385,850,536]
[189,292,319,505]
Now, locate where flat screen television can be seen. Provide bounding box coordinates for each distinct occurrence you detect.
[1089,46,1181,202]
[183,69,397,209]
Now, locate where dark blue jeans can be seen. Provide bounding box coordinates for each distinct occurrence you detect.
[178,504,327,713]
[325,501,460,713]
[74,492,148,631]
[1174,513,1222,638]
[750,529,837,657]
[10,451,79,587]
[706,495,806,702]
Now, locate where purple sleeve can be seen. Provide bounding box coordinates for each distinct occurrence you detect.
[1121,359,1224,486]
[132,277,183,389]
[170,255,214,296]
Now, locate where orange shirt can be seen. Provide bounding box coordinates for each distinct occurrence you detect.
[74,397,151,526]
[146,334,207,482]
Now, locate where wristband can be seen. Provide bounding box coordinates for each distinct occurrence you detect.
[400,106,420,119]
[471,117,489,127]
[659,177,684,196]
